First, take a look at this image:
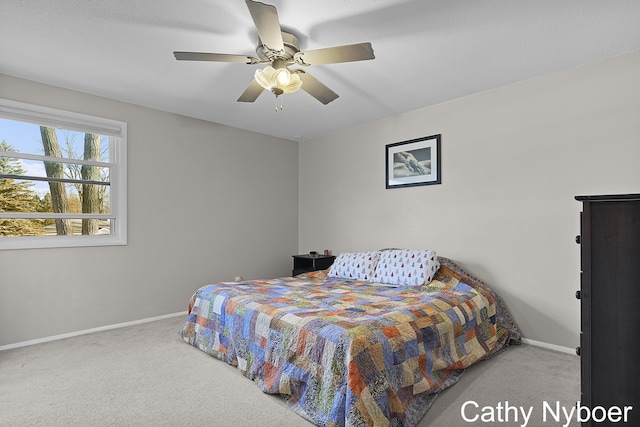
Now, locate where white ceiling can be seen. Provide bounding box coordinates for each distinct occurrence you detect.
[2,0,640,141]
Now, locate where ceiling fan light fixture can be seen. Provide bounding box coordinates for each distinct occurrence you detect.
[254,66,302,96]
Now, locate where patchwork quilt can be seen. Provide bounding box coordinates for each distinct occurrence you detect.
[180,257,520,427]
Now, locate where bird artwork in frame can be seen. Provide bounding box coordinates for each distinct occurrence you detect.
[386,134,441,188]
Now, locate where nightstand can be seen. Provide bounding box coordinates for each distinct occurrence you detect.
[292,254,335,276]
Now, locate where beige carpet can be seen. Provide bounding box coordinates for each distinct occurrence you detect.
[0,316,580,426]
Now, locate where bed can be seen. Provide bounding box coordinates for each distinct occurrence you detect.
[180,252,521,427]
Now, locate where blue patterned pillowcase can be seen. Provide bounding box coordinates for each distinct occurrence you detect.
[372,249,440,287]
[327,251,381,281]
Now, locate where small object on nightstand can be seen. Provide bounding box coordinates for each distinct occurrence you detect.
[323,249,330,256]
[292,253,335,276]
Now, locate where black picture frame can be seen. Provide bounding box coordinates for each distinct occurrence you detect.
[386,134,441,189]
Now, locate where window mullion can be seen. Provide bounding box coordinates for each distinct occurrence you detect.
[0,213,116,220]
[0,150,111,168]
[0,173,110,186]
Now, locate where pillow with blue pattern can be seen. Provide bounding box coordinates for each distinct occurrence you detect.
[372,249,440,287]
[327,251,381,281]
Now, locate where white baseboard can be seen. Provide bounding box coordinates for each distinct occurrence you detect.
[521,337,578,356]
[0,311,187,352]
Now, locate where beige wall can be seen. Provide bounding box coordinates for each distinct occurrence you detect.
[299,51,640,349]
[2,51,638,349]
[0,74,299,347]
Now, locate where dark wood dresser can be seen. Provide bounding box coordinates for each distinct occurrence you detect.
[575,194,640,425]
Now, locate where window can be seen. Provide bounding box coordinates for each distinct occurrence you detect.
[0,98,127,250]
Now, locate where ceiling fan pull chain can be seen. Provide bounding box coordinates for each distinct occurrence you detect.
[274,95,284,112]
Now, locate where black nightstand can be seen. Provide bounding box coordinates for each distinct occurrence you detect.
[292,254,335,276]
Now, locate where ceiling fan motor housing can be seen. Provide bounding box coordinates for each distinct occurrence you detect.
[256,31,300,62]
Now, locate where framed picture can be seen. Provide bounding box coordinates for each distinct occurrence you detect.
[386,134,441,189]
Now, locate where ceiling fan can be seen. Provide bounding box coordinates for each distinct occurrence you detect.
[173,0,375,106]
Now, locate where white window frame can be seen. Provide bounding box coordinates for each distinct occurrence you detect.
[0,98,127,250]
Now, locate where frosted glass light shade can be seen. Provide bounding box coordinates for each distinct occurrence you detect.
[255,66,302,96]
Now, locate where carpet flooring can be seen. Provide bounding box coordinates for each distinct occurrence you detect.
[0,315,580,426]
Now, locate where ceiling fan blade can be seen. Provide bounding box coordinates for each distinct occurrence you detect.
[297,71,339,105]
[174,51,259,63]
[237,79,264,102]
[295,42,375,65]
[245,0,285,53]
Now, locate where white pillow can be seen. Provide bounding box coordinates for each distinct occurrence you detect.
[327,251,381,281]
[372,249,440,287]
